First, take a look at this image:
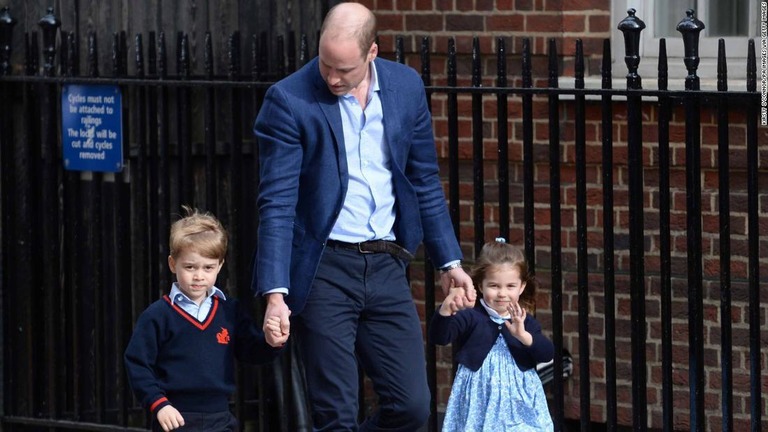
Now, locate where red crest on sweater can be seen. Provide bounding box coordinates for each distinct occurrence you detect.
[216,327,230,344]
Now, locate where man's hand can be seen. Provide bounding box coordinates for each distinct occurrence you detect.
[263,293,291,346]
[438,282,470,316]
[439,266,476,310]
[156,405,185,431]
[264,314,290,347]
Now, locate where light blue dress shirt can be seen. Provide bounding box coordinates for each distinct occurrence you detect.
[169,283,227,322]
[330,60,396,243]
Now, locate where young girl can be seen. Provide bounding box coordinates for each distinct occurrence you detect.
[429,238,554,431]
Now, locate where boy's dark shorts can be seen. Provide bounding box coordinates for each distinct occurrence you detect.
[151,410,238,432]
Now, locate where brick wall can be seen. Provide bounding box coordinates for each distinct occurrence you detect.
[357,1,768,431]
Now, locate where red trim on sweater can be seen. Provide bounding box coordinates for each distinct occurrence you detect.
[163,295,219,330]
[149,396,168,412]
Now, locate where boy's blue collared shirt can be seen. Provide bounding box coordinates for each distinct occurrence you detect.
[169,283,226,322]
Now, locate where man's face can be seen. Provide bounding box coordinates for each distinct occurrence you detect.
[318,36,377,96]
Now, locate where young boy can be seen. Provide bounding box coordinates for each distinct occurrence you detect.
[124,207,289,432]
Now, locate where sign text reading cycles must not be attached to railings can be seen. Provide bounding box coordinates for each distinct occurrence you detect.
[61,84,124,172]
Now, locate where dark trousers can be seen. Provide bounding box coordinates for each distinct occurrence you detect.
[150,410,238,432]
[296,245,430,432]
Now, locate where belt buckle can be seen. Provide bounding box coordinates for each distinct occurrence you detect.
[357,241,374,254]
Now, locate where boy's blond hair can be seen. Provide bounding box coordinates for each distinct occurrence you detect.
[169,206,228,262]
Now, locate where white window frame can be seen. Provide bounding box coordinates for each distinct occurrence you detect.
[610,0,759,89]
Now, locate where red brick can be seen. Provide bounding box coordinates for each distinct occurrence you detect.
[562,14,585,32]
[589,13,611,32]
[414,0,432,10]
[515,0,534,11]
[396,0,415,10]
[446,14,485,32]
[358,0,375,8]
[487,14,525,32]
[477,0,495,11]
[374,0,394,9]
[405,14,443,31]
[495,0,513,10]
[526,14,566,33]
[563,0,610,11]
[376,13,404,31]
[545,0,564,11]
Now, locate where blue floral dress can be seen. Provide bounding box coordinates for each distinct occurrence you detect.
[441,332,554,431]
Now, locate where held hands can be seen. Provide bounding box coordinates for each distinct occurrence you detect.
[439,266,476,312]
[263,293,291,347]
[438,281,471,316]
[504,302,533,346]
[264,315,290,347]
[156,405,185,431]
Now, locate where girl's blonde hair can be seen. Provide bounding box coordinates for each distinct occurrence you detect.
[169,206,228,262]
[471,239,538,313]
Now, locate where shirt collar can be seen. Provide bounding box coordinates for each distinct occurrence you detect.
[341,59,380,102]
[480,298,510,324]
[169,282,226,306]
[369,59,380,94]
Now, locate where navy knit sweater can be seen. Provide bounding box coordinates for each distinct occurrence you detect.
[124,295,283,415]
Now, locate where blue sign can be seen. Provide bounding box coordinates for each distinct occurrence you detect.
[61,85,123,172]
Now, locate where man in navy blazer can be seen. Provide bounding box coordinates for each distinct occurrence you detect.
[252,3,474,431]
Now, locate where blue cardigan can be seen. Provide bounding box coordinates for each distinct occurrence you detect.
[429,303,554,372]
[124,295,283,415]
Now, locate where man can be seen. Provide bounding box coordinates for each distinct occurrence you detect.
[251,3,475,431]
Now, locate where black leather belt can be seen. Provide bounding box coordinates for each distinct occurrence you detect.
[326,239,414,262]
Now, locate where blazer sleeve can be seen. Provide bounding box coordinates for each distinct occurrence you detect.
[398,69,463,264]
[252,84,304,295]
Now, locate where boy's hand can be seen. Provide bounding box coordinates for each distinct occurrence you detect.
[438,282,472,316]
[264,314,290,347]
[263,293,291,347]
[156,405,185,431]
[504,302,532,346]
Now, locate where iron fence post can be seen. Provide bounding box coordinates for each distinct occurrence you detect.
[38,7,60,77]
[677,9,704,91]
[0,7,16,76]
[677,9,706,432]
[0,5,17,422]
[618,8,645,90]
[618,8,647,431]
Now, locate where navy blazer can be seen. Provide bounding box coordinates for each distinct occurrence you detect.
[251,57,463,314]
[429,303,554,372]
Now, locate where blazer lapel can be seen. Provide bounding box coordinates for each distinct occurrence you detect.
[375,60,403,163]
[312,66,345,157]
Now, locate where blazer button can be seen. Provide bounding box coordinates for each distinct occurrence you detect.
[498,325,502,330]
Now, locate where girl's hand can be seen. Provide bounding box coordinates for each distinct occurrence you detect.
[439,266,476,308]
[505,302,533,346]
[438,281,470,316]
